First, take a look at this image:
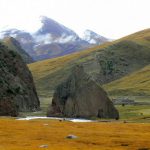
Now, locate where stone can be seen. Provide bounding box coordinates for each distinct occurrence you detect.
[66,135,78,139]
[47,65,119,119]
[39,145,48,148]
[43,124,49,126]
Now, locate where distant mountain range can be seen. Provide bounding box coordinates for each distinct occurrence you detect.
[0,16,109,61]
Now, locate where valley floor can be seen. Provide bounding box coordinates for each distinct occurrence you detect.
[0,118,150,150]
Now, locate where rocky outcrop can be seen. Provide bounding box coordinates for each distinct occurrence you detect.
[0,42,40,116]
[47,65,119,119]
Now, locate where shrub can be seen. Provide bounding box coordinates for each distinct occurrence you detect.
[9,51,17,58]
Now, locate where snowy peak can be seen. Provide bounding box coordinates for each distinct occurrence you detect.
[82,29,108,44]
[38,16,77,36]
[34,16,80,44]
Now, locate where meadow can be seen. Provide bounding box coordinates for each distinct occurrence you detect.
[0,118,150,150]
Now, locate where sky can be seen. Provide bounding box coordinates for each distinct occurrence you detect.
[0,0,150,39]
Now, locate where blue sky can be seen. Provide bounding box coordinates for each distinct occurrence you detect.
[0,0,149,39]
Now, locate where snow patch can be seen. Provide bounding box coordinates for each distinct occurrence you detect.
[0,31,17,39]
[33,33,53,44]
[56,34,77,43]
[82,29,108,44]
[89,39,96,44]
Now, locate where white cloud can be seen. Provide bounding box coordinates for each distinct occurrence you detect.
[33,33,77,44]
[34,34,53,44]
[89,39,96,44]
[0,0,149,39]
[55,34,77,43]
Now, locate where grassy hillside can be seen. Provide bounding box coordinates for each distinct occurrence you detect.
[28,28,150,97]
[120,28,150,47]
[104,64,150,96]
[28,43,111,96]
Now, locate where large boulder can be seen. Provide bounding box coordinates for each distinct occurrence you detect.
[47,65,119,119]
[0,42,40,116]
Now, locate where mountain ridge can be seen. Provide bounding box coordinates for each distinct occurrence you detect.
[2,37,34,64]
[0,16,109,61]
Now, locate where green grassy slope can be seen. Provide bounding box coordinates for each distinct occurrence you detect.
[29,28,150,97]
[104,65,150,96]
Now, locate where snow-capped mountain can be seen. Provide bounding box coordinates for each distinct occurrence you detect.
[83,29,108,44]
[0,17,108,61]
[31,16,90,60]
[34,16,81,45]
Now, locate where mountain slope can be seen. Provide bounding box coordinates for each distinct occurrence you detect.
[28,28,150,97]
[32,16,90,60]
[120,28,150,46]
[0,42,40,116]
[35,16,79,40]
[2,37,34,64]
[104,64,150,96]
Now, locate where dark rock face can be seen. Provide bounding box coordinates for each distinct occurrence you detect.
[0,42,40,116]
[47,65,119,119]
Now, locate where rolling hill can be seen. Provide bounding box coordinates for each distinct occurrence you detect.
[28,28,150,97]
[104,64,150,96]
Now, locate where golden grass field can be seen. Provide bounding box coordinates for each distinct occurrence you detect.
[0,118,150,150]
